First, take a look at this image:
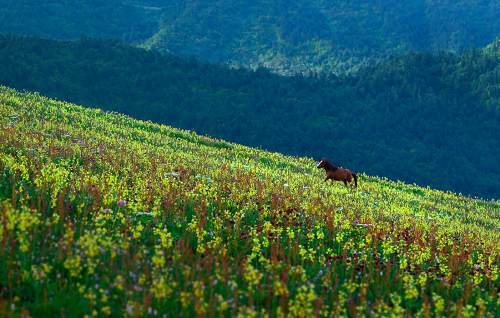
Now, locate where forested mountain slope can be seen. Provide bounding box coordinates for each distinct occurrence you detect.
[1,0,500,74]
[0,34,499,199]
[0,0,162,45]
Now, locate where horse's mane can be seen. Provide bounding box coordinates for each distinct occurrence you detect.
[324,159,338,171]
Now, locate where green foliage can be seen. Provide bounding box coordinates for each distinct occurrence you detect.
[1,87,500,317]
[1,0,500,74]
[0,0,161,44]
[0,34,500,200]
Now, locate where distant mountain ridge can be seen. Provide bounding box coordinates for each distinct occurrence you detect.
[1,0,500,74]
[1,34,499,199]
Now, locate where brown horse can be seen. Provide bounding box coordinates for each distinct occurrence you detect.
[317,158,358,188]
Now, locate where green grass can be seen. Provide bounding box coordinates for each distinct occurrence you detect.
[1,85,500,317]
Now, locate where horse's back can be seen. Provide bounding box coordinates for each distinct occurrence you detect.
[330,168,351,181]
[343,169,353,182]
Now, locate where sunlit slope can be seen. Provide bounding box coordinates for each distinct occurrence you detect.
[1,85,500,317]
[2,0,500,75]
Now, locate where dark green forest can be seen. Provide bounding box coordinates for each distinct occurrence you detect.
[0,0,161,45]
[1,34,500,199]
[1,0,500,74]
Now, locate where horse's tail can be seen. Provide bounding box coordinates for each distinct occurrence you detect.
[352,172,358,188]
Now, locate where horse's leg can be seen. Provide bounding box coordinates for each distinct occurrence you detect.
[343,179,348,187]
[346,172,354,188]
[324,177,329,183]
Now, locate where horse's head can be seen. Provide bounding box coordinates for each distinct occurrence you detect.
[317,158,327,169]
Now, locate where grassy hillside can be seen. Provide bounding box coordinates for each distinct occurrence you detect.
[1,34,500,200]
[1,0,500,74]
[1,86,500,317]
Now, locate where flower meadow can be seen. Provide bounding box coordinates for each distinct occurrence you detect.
[1,86,500,318]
